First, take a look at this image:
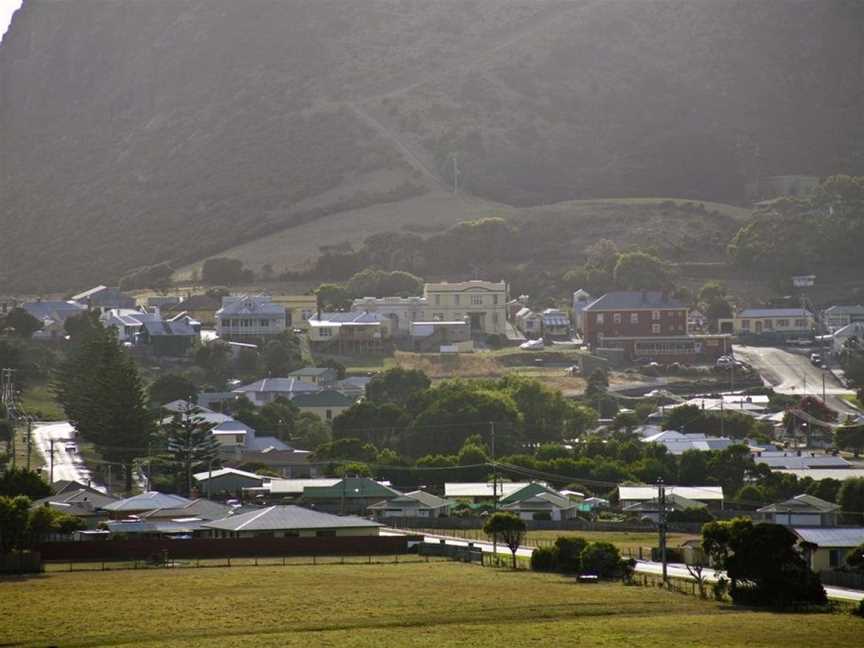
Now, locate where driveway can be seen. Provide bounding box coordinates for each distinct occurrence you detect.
[32,421,104,492]
[734,345,857,415]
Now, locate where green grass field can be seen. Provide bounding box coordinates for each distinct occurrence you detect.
[2,562,860,647]
[21,382,65,421]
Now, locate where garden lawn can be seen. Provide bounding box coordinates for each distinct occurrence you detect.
[2,562,860,647]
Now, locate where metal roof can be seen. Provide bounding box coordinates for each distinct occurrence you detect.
[101,491,192,512]
[265,479,341,494]
[757,454,850,470]
[776,468,864,481]
[192,467,265,482]
[233,378,321,395]
[368,490,450,510]
[288,367,336,377]
[794,527,864,548]
[301,478,401,500]
[757,494,840,514]
[291,390,355,408]
[583,291,684,312]
[618,485,724,501]
[202,505,383,532]
[444,482,537,498]
[738,308,811,318]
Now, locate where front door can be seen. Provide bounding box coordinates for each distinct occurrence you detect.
[469,312,484,332]
[755,320,763,333]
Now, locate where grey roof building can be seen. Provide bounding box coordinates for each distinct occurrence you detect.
[757,494,840,527]
[202,505,382,537]
[101,492,192,515]
[583,291,685,311]
[32,489,119,528]
[368,490,452,519]
[233,377,321,405]
[139,497,234,522]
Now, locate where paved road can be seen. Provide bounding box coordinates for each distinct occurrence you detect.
[396,530,864,603]
[32,421,104,492]
[734,345,857,415]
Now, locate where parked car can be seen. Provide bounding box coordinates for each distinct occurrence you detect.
[520,338,544,350]
[810,352,822,365]
[715,355,735,369]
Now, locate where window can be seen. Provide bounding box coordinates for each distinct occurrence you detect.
[471,295,483,305]
[651,324,661,334]
[326,409,333,420]
[492,313,499,324]
[794,319,806,328]
[613,313,622,324]
[454,295,461,305]
[260,319,269,327]
[764,320,773,330]
[829,549,840,568]
[596,314,604,324]
[301,309,313,320]
[492,295,499,305]
[777,319,789,327]
[630,313,639,324]
[319,327,332,338]
[235,435,244,444]
[454,312,461,320]
[741,319,751,329]
[434,312,444,320]
[652,311,661,321]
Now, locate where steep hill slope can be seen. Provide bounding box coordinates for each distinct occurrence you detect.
[1,0,862,291]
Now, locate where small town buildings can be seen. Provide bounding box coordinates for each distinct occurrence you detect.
[232,377,322,406]
[757,494,840,527]
[719,308,814,338]
[162,294,222,326]
[202,505,383,538]
[755,453,851,471]
[308,311,391,351]
[287,367,339,387]
[192,468,267,495]
[230,448,323,479]
[138,498,234,522]
[216,295,287,340]
[641,430,735,455]
[269,295,318,331]
[21,300,86,338]
[422,280,508,335]
[333,376,372,400]
[823,305,864,332]
[618,485,725,510]
[139,316,199,356]
[299,477,402,515]
[795,527,864,571]
[100,492,193,518]
[254,478,342,501]
[32,488,118,528]
[351,296,429,336]
[368,490,452,519]
[499,483,580,521]
[515,307,543,338]
[408,320,472,352]
[444,482,539,504]
[71,286,136,310]
[623,493,708,523]
[572,289,592,332]
[290,390,355,421]
[541,308,570,339]
[829,321,864,354]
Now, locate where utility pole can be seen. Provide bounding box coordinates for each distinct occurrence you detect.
[49,438,55,483]
[2,368,19,468]
[657,477,668,586]
[449,153,460,194]
[25,418,32,470]
[490,421,498,563]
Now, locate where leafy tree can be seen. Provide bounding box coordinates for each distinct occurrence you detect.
[313,438,378,463]
[498,375,579,444]
[805,478,841,504]
[613,252,673,290]
[735,484,766,507]
[346,269,423,298]
[0,495,31,554]
[611,411,640,433]
[483,512,526,569]
[838,478,864,516]
[332,401,410,448]
[847,543,864,571]
[663,404,702,431]
[366,368,431,407]
[149,374,199,406]
[1,307,42,338]
[193,342,232,384]
[555,536,588,573]
[584,368,609,400]
[201,257,252,285]
[292,412,331,450]
[677,449,708,484]
[706,444,755,494]
[0,468,51,499]
[315,283,351,311]
[262,332,303,376]
[580,542,623,579]
[258,397,300,440]
[835,425,864,457]
[530,545,559,572]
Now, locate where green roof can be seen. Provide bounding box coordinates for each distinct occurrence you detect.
[301,477,401,500]
[498,483,553,505]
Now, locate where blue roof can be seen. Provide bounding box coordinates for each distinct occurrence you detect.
[583,292,684,311]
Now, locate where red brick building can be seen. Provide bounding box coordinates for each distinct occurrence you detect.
[582,291,729,362]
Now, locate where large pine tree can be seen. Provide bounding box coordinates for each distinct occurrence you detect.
[165,405,220,496]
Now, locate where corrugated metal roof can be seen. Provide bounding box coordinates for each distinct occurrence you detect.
[444,482,537,498]
[738,308,811,318]
[192,467,265,482]
[757,494,840,514]
[618,485,724,501]
[202,505,382,532]
[233,378,321,395]
[794,527,864,548]
[266,479,341,494]
[101,492,192,512]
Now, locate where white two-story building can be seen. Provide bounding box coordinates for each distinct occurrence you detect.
[216,295,286,340]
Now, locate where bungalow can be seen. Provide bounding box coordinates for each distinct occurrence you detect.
[623,493,708,523]
[202,505,383,538]
[755,453,851,471]
[444,482,541,505]
[499,483,580,521]
[216,295,287,340]
[138,498,234,523]
[232,377,322,406]
[138,317,198,356]
[287,367,339,387]
[515,307,543,338]
[368,490,452,519]
[71,286,136,310]
[795,527,864,571]
[230,448,324,479]
[719,308,814,339]
[31,488,119,529]
[308,311,391,351]
[350,296,429,336]
[618,485,725,510]
[300,477,402,515]
[290,390,355,422]
[100,492,193,519]
[757,494,840,528]
[21,300,86,339]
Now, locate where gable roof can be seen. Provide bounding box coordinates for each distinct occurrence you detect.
[794,527,864,548]
[101,491,193,512]
[756,453,850,470]
[583,291,684,312]
[288,367,336,378]
[444,482,537,498]
[618,485,724,502]
[192,467,266,482]
[33,489,119,515]
[265,478,341,495]
[309,311,384,325]
[368,490,451,510]
[233,378,321,396]
[623,493,707,512]
[498,482,555,505]
[236,449,315,468]
[138,498,234,521]
[301,477,401,500]
[757,494,841,514]
[52,480,105,496]
[202,505,382,532]
[217,296,285,317]
[824,305,864,316]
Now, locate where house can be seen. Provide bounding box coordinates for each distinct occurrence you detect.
[444,482,540,504]
[162,294,222,326]
[719,308,814,339]
[31,488,119,528]
[287,367,339,387]
[308,311,391,351]
[138,498,234,522]
[139,316,198,356]
[215,295,286,340]
[100,492,193,518]
[582,291,730,362]
[829,321,864,354]
[192,468,268,496]
[422,280,508,335]
[351,296,429,336]
[572,289,592,333]
[368,490,452,519]
[757,494,840,527]
[229,448,324,479]
[408,320,472,352]
[755,452,851,471]
[823,305,864,332]
[641,430,735,455]
[21,300,86,338]
[255,478,342,500]
[232,377,322,406]
[202,505,383,538]
[515,307,543,338]
[795,527,864,571]
[333,376,372,400]
[105,519,207,538]
[622,493,708,523]
[541,308,570,339]
[299,477,402,515]
[269,294,319,331]
[71,286,136,310]
[499,483,580,521]
[618,485,725,510]
[290,390,355,422]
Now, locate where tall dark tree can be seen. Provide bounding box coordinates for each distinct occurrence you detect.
[165,405,220,496]
[149,374,199,407]
[366,368,431,407]
[1,307,42,338]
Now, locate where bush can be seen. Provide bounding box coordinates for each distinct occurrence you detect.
[555,536,588,573]
[530,546,559,572]
[581,541,622,579]
[668,508,715,524]
[854,599,864,618]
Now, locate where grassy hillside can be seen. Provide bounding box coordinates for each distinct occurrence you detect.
[2,0,861,291]
[3,562,861,647]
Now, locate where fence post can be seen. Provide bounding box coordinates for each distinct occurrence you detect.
[282,556,286,567]
[227,557,231,568]
[313,554,316,566]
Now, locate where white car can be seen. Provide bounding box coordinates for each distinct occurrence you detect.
[715,355,735,369]
[520,338,545,350]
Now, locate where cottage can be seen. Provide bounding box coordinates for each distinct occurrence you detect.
[192,468,268,496]
[230,448,323,479]
[541,308,570,339]
[499,483,579,521]
[21,300,86,339]
[299,477,402,515]
[256,478,342,500]
[216,295,286,340]
[795,527,864,571]
[232,377,321,406]
[202,505,382,538]
[290,390,355,421]
[823,305,864,332]
[623,493,708,523]
[351,296,429,336]
[368,490,452,519]
[757,494,840,527]
[333,376,372,400]
[308,311,391,351]
[423,280,508,335]
[515,307,543,338]
[720,308,814,339]
[287,367,339,387]
[138,498,234,522]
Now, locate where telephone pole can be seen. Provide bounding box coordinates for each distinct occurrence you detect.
[49,438,56,483]
[657,477,668,586]
[2,368,19,468]
[490,421,498,563]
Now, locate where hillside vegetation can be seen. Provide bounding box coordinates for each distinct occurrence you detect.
[1,0,862,291]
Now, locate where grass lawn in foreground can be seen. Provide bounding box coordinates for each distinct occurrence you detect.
[2,562,860,647]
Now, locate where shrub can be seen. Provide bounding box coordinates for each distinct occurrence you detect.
[854,599,864,618]
[555,536,588,573]
[530,546,559,572]
[581,541,622,579]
